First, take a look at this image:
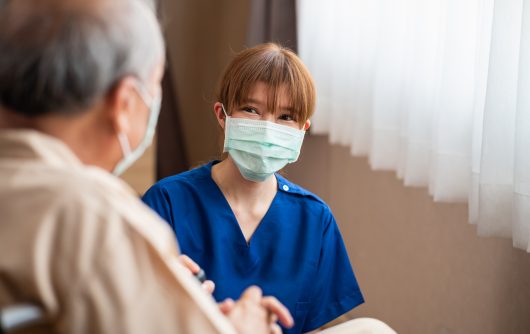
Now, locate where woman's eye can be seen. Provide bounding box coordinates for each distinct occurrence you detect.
[279,114,295,121]
[242,107,258,114]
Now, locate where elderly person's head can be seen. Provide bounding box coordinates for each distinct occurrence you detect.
[0,0,165,173]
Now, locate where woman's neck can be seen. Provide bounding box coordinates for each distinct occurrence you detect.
[211,156,277,206]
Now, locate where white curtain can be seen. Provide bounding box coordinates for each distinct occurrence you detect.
[297,0,530,251]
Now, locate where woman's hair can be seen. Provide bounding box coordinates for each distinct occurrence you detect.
[215,43,316,126]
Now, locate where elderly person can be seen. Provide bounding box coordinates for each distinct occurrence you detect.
[0,0,292,333]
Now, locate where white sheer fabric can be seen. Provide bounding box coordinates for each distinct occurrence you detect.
[297,0,530,251]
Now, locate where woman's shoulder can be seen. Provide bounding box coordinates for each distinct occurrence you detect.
[151,161,215,189]
[142,161,217,204]
[275,173,332,214]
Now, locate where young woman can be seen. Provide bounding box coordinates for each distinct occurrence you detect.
[142,43,364,333]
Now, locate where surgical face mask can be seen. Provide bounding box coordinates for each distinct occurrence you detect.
[221,104,306,182]
[113,83,161,176]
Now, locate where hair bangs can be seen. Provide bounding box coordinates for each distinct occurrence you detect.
[217,43,315,126]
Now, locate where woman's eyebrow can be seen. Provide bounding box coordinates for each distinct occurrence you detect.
[242,98,265,106]
[243,98,294,112]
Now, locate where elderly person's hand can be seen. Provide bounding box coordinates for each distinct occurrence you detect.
[219,286,294,334]
[178,254,215,294]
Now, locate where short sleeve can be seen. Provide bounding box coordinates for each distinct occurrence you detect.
[303,212,364,332]
[142,184,174,227]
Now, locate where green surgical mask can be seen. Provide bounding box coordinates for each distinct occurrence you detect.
[222,104,306,182]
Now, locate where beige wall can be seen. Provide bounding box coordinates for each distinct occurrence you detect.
[124,1,530,333]
[162,0,250,165]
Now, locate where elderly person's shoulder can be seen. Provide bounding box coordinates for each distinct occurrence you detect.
[56,163,141,210]
[50,163,172,244]
[0,128,174,249]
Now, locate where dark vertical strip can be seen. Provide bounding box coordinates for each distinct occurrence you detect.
[265,0,272,41]
[154,0,189,180]
[246,0,298,52]
[156,57,189,180]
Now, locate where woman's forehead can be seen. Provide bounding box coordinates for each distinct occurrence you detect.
[240,82,292,109]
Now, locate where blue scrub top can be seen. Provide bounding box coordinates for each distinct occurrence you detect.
[142,161,364,333]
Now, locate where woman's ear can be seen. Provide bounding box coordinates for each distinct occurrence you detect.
[303,119,311,131]
[213,102,226,130]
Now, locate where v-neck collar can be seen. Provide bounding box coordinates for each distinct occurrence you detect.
[205,161,279,247]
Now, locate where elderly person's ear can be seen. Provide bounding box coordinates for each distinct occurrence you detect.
[106,77,142,134]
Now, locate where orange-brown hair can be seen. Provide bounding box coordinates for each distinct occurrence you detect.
[216,43,316,126]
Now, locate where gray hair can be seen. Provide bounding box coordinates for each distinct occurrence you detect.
[0,0,165,116]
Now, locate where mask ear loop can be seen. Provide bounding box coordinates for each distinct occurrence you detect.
[220,104,231,155]
[221,103,229,118]
[117,132,132,157]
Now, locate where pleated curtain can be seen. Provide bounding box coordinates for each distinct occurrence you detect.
[297,0,530,251]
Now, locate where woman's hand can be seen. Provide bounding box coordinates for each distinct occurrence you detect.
[221,286,293,334]
[178,254,215,294]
